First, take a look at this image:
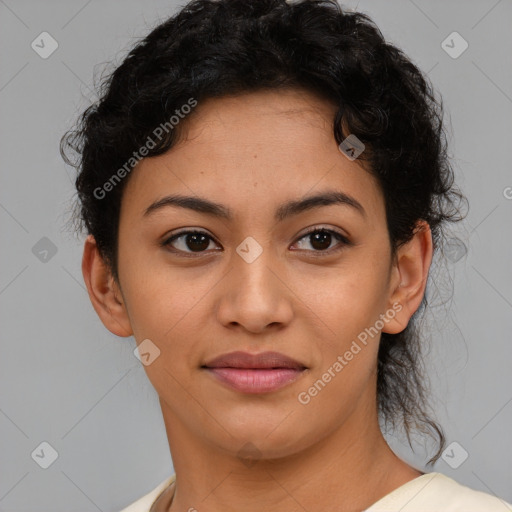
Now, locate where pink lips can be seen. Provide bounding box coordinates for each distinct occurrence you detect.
[202,351,307,394]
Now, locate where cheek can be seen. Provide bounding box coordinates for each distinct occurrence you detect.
[290,255,391,400]
[294,268,385,413]
[117,242,201,334]
[120,263,218,383]
[293,258,390,337]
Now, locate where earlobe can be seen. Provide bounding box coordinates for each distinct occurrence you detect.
[382,221,433,335]
[82,234,133,337]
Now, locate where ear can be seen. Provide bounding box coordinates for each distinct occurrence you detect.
[382,220,433,335]
[82,234,133,337]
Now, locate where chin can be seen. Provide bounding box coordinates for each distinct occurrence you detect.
[209,418,311,462]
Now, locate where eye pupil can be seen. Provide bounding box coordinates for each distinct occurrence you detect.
[310,230,332,250]
[186,233,210,252]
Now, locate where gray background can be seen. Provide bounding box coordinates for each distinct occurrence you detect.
[1,0,511,510]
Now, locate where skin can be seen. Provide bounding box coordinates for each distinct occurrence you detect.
[82,88,433,512]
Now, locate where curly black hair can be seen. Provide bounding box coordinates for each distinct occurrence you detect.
[60,0,467,465]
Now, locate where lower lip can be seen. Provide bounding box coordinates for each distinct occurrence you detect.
[204,367,305,393]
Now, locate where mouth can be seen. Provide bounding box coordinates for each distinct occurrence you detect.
[201,351,308,394]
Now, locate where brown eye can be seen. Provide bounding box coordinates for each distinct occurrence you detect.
[163,230,219,254]
[292,228,349,253]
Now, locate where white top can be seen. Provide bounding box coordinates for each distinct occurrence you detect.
[119,472,512,511]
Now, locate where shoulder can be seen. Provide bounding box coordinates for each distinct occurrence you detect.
[367,472,512,512]
[119,474,176,512]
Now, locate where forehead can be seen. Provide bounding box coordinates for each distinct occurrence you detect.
[179,88,340,154]
[121,88,384,224]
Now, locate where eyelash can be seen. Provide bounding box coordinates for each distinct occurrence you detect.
[161,226,351,258]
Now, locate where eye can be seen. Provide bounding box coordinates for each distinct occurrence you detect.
[291,227,350,254]
[161,226,350,257]
[162,230,220,255]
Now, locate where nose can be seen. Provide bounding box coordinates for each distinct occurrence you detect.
[215,242,294,334]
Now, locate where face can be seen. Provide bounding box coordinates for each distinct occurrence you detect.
[97,88,415,460]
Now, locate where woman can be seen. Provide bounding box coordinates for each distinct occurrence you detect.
[60,0,511,510]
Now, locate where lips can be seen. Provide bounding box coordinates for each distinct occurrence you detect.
[203,350,306,370]
[202,351,307,393]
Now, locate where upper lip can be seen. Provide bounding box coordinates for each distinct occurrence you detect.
[202,351,306,370]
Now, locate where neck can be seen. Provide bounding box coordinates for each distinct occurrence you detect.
[157,397,422,512]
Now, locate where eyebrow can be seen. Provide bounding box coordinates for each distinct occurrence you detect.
[143,190,366,222]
